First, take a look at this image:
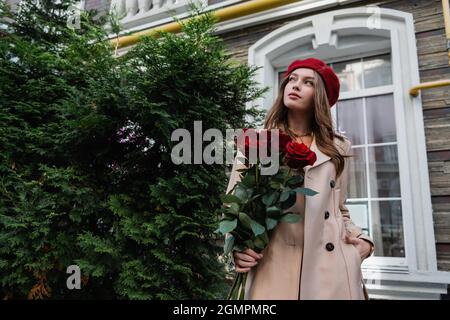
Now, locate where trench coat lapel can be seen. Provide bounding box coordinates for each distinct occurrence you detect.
[304,134,331,171]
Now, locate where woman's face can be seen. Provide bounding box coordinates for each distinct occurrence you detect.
[283,68,315,112]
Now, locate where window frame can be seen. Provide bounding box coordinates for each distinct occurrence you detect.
[277,52,408,269]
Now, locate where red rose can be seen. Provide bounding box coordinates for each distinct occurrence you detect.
[255,130,280,155]
[236,129,292,161]
[271,130,292,153]
[247,129,292,154]
[236,128,260,162]
[284,141,317,169]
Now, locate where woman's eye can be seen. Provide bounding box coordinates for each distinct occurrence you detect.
[289,77,313,85]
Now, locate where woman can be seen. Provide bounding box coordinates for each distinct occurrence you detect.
[226,58,375,300]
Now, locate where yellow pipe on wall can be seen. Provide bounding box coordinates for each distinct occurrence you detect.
[110,0,298,49]
[410,79,450,97]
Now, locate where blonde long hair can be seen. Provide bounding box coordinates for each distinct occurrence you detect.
[264,69,350,179]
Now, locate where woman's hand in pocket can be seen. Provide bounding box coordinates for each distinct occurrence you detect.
[234,248,264,273]
[344,234,372,260]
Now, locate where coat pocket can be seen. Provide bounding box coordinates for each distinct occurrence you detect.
[350,243,362,265]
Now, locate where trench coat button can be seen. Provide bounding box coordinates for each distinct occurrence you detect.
[330,179,336,188]
[326,242,334,251]
[324,211,330,219]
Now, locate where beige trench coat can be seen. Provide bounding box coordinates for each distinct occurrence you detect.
[225,134,375,300]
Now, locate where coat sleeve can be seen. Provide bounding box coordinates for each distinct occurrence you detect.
[223,149,247,267]
[339,139,375,259]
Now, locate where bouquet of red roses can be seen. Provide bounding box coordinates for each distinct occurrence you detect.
[216,128,318,300]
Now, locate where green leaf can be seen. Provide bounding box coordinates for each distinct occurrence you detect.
[250,220,265,236]
[266,206,281,216]
[262,191,278,206]
[254,236,265,249]
[224,208,239,217]
[280,213,302,224]
[238,211,252,229]
[287,175,303,187]
[244,239,254,249]
[224,234,235,255]
[269,180,281,189]
[221,194,241,204]
[245,187,255,199]
[265,217,277,230]
[260,230,269,245]
[272,172,286,183]
[235,243,246,252]
[219,219,237,234]
[280,191,297,209]
[228,203,240,214]
[234,185,248,201]
[222,212,236,220]
[241,173,255,187]
[249,193,262,203]
[238,212,265,236]
[292,187,319,196]
[280,190,291,202]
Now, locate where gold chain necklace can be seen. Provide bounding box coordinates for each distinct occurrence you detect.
[291,129,312,138]
[298,132,313,147]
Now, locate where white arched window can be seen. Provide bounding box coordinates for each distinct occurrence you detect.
[248,6,450,299]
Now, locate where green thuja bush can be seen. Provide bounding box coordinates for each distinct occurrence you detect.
[0,0,267,299]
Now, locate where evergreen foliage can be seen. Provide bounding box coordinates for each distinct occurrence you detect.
[0,0,267,299]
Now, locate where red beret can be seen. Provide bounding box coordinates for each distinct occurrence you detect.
[283,58,340,108]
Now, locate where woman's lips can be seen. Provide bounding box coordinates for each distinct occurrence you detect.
[288,94,301,99]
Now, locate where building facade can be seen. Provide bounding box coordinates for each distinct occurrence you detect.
[9,0,450,299]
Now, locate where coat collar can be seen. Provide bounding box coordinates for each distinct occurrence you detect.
[304,134,331,171]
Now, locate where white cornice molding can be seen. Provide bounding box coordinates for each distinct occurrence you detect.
[213,0,365,34]
[111,0,364,41]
